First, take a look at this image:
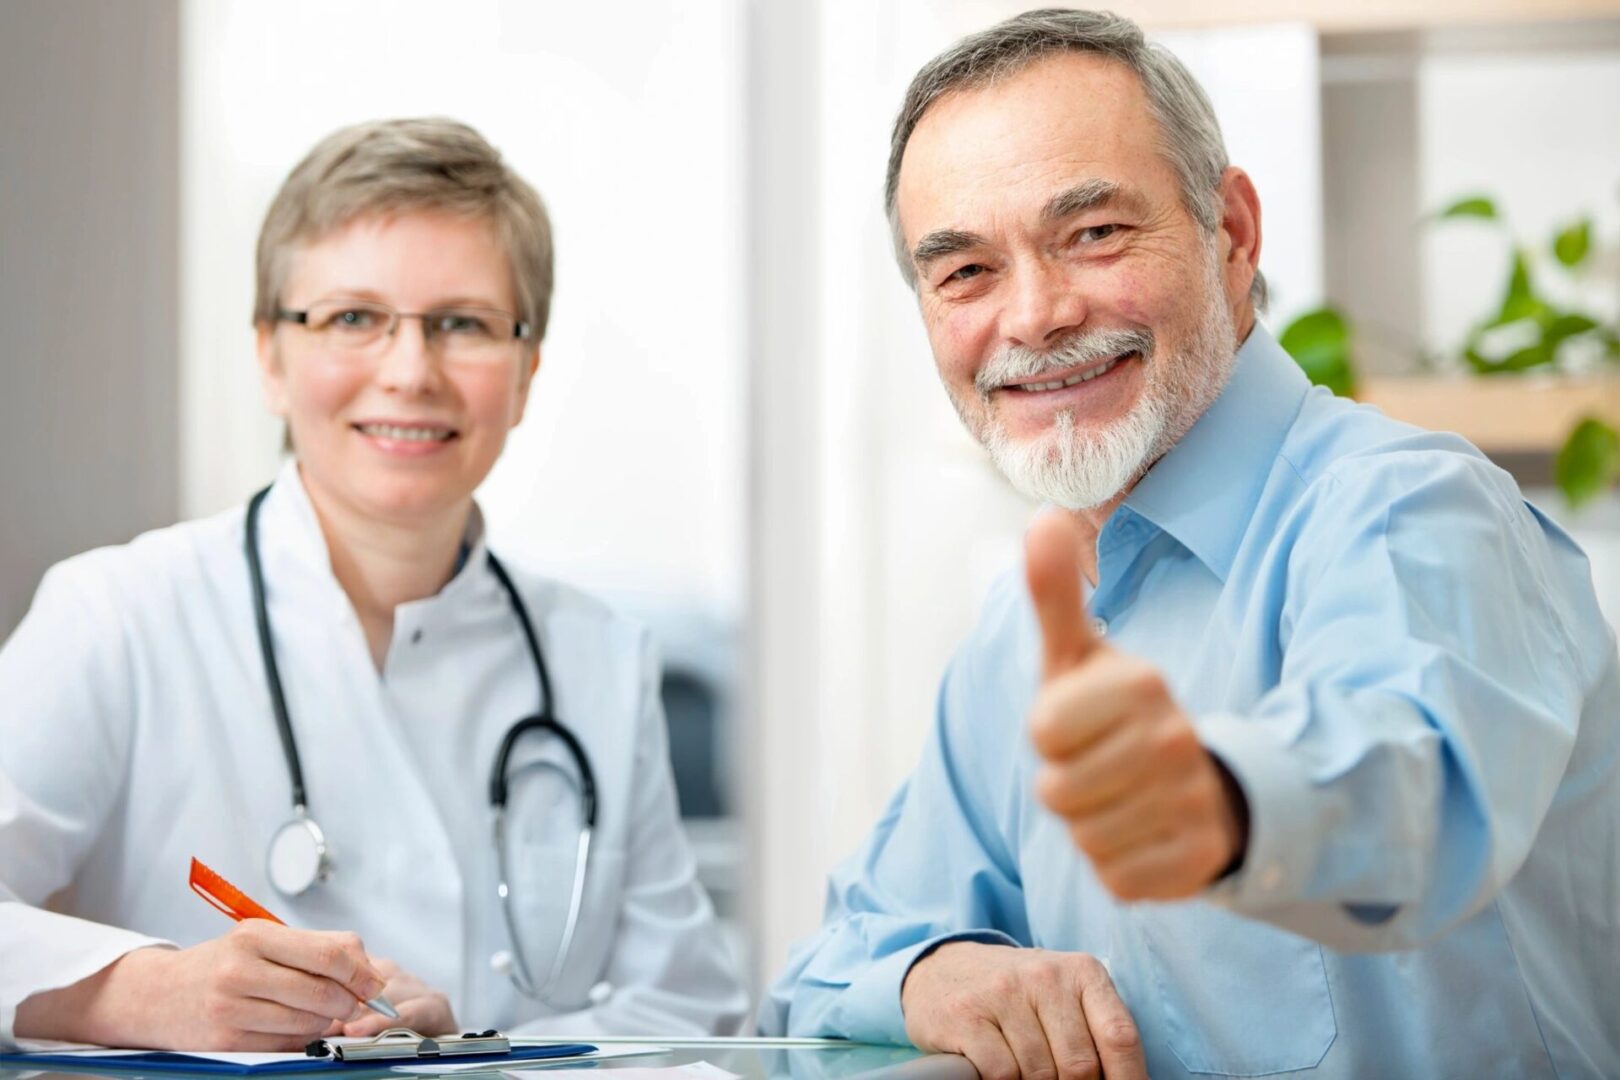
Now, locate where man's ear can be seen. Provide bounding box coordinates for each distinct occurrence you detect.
[510,345,541,428]
[1217,166,1262,310]
[255,321,290,416]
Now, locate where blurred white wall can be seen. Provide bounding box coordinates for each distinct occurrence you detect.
[180,0,748,612]
[1419,35,1620,627]
[1419,33,1620,357]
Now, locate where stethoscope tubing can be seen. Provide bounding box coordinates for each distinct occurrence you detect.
[245,487,311,813]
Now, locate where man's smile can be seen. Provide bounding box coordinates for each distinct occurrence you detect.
[996,350,1141,393]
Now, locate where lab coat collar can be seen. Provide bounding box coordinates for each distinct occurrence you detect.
[258,459,497,614]
[1118,322,1311,582]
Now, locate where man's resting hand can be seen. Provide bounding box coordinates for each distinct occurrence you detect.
[901,941,1146,1080]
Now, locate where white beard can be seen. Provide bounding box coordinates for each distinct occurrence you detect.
[969,252,1238,511]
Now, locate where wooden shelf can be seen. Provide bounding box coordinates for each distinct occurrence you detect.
[1357,373,1620,454]
[1112,0,1620,33]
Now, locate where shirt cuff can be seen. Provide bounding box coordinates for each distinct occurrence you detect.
[1196,713,1322,911]
[822,929,1021,1045]
[0,903,175,1047]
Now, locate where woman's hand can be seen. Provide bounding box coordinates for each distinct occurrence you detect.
[339,958,457,1038]
[15,921,389,1050]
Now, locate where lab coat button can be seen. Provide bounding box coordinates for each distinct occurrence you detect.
[411,628,424,645]
[1091,617,1108,638]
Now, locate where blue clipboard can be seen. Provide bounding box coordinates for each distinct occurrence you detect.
[0,1042,597,1075]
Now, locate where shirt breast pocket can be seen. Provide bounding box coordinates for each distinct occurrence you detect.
[1134,903,1337,1076]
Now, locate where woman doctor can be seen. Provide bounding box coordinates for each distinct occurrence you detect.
[0,118,745,1049]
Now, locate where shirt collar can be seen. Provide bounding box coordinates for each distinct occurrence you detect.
[1118,322,1311,581]
[256,459,494,607]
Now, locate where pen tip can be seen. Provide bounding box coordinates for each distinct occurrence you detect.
[370,996,401,1020]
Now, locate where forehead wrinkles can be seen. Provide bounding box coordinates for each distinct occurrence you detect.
[896,53,1168,245]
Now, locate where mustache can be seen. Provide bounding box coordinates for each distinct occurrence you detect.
[975,327,1155,397]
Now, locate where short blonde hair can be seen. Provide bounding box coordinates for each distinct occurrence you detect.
[253,117,555,339]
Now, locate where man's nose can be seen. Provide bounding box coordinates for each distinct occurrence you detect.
[374,316,442,394]
[1002,257,1088,349]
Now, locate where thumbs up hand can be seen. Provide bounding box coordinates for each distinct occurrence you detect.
[1025,511,1248,901]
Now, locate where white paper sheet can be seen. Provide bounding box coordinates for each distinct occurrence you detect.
[17,1048,311,1066]
[508,1064,738,1080]
[394,1044,669,1074]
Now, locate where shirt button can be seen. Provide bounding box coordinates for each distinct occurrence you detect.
[1091,617,1108,638]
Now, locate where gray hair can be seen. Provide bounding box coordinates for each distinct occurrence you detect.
[255,117,555,340]
[885,8,1266,310]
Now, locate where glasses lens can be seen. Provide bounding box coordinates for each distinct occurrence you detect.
[426,309,520,363]
[304,301,392,348]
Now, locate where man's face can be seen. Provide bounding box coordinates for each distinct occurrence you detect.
[895,52,1242,510]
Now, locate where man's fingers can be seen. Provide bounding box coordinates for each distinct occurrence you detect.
[995,998,1061,1080]
[1095,831,1223,901]
[1029,657,1167,762]
[1061,788,1176,864]
[1028,978,1102,1080]
[1076,967,1148,1080]
[1025,511,1098,680]
[953,1022,1023,1080]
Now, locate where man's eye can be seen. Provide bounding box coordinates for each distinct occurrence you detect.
[1077,224,1121,244]
[943,263,986,285]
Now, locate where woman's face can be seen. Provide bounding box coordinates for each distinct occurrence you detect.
[256,211,539,528]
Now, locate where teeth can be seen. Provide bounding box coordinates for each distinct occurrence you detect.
[1016,353,1128,392]
[358,424,451,442]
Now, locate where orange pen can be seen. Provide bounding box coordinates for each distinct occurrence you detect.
[189,857,400,1019]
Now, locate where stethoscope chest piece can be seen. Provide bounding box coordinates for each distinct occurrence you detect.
[267,807,331,897]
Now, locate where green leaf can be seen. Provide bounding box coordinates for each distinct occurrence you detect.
[1466,336,1556,375]
[1435,195,1499,221]
[1552,218,1593,268]
[1497,341,1556,372]
[1279,307,1355,396]
[1495,248,1541,326]
[1543,312,1600,349]
[1556,417,1620,508]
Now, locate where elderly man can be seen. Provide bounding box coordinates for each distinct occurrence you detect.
[761,9,1619,1079]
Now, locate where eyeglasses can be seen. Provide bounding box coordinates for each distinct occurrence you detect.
[276,300,531,364]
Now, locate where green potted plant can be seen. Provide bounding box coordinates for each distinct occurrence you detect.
[1281,193,1620,507]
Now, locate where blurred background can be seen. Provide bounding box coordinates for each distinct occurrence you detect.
[3,0,1618,1005]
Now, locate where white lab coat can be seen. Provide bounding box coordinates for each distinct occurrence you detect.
[0,463,746,1045]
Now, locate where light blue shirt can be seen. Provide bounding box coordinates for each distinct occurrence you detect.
[761,326,1620,1077]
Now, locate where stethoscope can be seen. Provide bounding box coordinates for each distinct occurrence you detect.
[244,485,598,1003]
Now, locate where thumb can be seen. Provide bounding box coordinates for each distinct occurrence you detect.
[1025,509,1098,679]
